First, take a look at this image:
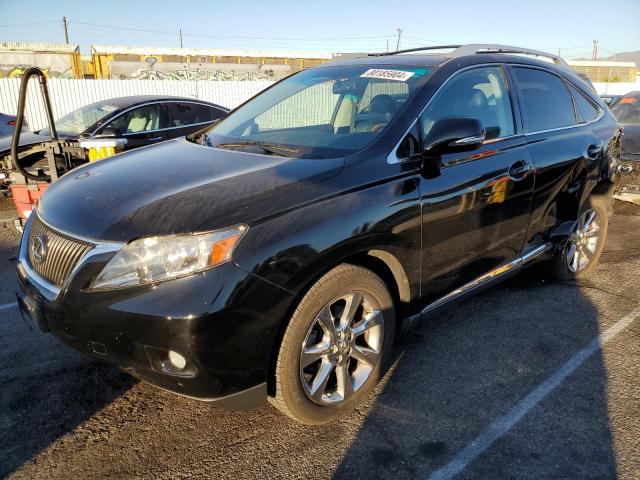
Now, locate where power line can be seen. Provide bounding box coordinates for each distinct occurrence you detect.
[68,20,394,42]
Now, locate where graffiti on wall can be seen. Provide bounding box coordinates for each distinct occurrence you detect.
[0,65,74,79]
[108,60,291,81]
[0,52,75,78]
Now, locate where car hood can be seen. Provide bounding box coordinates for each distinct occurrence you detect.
[621,124,640,158]
[0,131,50,153]
[38,138,344,241]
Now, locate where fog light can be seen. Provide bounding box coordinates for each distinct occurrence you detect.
[168,350,186,370]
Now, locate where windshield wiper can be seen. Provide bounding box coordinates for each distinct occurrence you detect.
[216,141,300,157]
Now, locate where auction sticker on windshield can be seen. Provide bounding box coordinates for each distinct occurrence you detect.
[361,69,415,81]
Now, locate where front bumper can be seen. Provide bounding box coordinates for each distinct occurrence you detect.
[16,222,294,410]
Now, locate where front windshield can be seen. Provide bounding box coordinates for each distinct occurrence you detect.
[202,64,432,158]
[40,103,120,136]
[611,96,640,125]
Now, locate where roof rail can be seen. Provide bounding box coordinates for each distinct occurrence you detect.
[371,44,570,69]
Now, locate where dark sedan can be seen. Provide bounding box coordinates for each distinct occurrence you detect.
[1,96,228,213]
[610,91,640,195]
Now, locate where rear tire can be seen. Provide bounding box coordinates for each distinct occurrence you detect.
[550,195,609,280]
[269,264,395,425]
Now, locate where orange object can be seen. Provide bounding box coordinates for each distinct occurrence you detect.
[210,233,242,265]
[620,97,637,105]
[9,183,49,219]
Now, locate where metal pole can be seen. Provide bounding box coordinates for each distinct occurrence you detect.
[63,16,69,44]
[180,28,183,48]
[396,28,403,51]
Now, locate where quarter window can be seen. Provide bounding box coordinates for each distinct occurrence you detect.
[420,66,515,140]
[513,68,576,132]
[569,84,600,123]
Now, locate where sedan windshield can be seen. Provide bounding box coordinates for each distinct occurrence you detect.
[202,64,433,158]
[39,103,120,137]
[611,96,640,125]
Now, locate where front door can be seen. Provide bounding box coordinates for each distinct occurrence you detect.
[417,65,535,303]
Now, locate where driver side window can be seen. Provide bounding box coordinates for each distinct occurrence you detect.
[105,104,162,134]
[420,66,515,141]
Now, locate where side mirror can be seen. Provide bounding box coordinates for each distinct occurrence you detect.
[421,117,485,178]
[97,126,123,138]
[424,117,486,155]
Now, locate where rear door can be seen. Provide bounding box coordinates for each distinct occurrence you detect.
[509,66,604,241]
[418,65,535,303]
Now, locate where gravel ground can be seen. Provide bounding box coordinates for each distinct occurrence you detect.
[0,197,638,479]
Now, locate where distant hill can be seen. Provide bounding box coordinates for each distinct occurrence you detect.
[575,51,640,65]
[601,51,640,64]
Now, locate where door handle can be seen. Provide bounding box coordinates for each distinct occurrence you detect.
[508,160,533,180]
[149,136,163,141]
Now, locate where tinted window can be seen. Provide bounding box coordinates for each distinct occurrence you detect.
[106,104,162,134]
[610,96,640,125]
[168,103,212,127]
[569,84,600,123]
[420,66,515,140]
[513,68,576,132]
[209,106,226,121]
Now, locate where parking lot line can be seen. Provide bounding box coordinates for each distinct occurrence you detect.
[0,302,18,311]
[428,305,640,480]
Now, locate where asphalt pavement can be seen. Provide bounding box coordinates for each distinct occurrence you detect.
[0,196,638,479]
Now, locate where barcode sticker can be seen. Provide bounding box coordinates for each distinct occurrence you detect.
[360,69,415,81]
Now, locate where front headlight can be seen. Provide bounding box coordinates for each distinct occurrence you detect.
[90,225,248,290]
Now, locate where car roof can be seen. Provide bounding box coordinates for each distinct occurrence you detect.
[82,95,228,111]
[327,44,572,72]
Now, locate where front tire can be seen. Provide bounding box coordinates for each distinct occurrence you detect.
[269,264,395,425]
[550,196,609,280]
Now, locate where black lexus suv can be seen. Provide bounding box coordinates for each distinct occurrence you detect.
[16,44,621,425]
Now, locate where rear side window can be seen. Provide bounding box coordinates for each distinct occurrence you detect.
[569,84,600,123]
[168,103,212,127]
[513,68,576,133]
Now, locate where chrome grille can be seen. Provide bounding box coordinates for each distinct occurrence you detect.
[27,215,94,286]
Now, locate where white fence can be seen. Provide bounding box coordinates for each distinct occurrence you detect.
[593,81,639,96]
[0,78,274,131]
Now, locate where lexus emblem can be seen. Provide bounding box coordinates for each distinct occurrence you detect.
[31,235,48,264]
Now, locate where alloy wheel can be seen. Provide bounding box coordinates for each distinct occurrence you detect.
[299,291,384,406]
[566,209,601,273]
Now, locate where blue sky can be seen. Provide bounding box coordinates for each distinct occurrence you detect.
[1,0,639,59]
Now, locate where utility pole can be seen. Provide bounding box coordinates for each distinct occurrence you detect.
[179,28,183,48]
[395,28,403,51]
[592,40,598,61]
[386,39,389,52]
[63,16,69,44]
